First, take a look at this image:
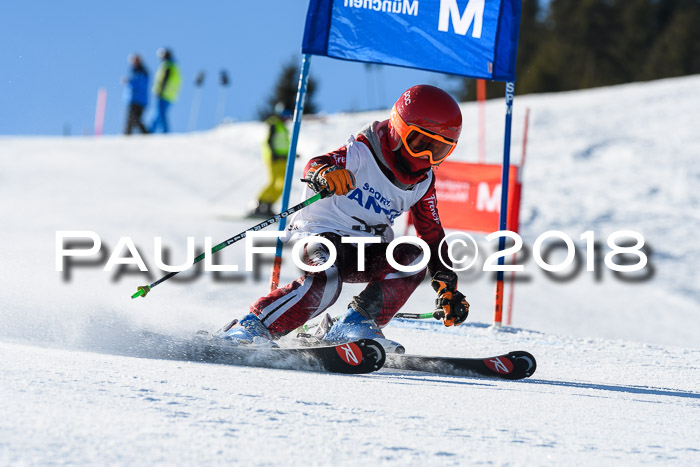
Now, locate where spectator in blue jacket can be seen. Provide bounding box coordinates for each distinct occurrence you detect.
[123,53,149,134]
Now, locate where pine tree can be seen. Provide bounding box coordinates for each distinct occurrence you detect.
[642,0,700,79]
[455,0,545,100]
[258,58,318,120]
[453,0,700,99]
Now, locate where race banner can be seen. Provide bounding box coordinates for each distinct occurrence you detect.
[433,161,521,233]
[302,0,521,80]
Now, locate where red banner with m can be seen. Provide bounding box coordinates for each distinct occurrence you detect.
[409,161,522,234]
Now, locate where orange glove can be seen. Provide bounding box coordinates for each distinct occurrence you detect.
[431,271,470,327]
[304,164,356,196]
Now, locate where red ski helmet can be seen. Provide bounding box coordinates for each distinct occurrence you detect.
[389,85,462,167]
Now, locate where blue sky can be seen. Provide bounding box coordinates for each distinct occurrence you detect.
[1,1,455,135]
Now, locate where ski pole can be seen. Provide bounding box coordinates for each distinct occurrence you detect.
[131,192,327,299]
[394,312,442,320]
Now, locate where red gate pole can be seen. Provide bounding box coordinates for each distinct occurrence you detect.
[477,79,486,163]
[506,107,530,326]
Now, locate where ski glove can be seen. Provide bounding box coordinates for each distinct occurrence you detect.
[303,164,356,196]
[431,270,470,327]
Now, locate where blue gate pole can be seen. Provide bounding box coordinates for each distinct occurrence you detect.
[269,54,312,291]
[493,81,515,327]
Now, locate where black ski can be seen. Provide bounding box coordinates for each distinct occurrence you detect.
[142,332,386,375]
[384,350,536,380]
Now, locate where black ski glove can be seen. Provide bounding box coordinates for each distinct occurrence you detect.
[431,271,470,327]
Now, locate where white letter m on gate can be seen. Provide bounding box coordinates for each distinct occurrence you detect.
[438,0,484,38]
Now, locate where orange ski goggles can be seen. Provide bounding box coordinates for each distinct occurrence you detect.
[391,105,457,165]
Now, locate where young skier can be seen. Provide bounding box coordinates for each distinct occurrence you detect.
[223,84,470,345]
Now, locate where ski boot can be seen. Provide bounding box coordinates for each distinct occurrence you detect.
[221,313,277,347]
[322,307,405,354]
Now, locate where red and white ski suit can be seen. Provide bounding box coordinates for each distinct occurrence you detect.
[252,120,452,336]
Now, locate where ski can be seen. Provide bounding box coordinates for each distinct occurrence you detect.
[384,350,537,380]
[141,332,386,375]
[296,332,406,355]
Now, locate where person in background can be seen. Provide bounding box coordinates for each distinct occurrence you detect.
[122,53,149,135]
[150,48,181,133]
[247,103,293,218]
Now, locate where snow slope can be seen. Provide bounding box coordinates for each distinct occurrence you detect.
[2,328,698,465]
[1,75,699,465]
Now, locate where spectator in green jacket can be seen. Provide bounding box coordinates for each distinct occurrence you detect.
[150,48,181,133]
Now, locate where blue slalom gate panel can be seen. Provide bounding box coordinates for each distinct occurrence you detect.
[303,0,521,81]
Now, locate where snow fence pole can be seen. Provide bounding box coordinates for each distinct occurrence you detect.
[493,82,516,328]
[130,192,325,299]
[269,54,312,292]
[94,88,107,137]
